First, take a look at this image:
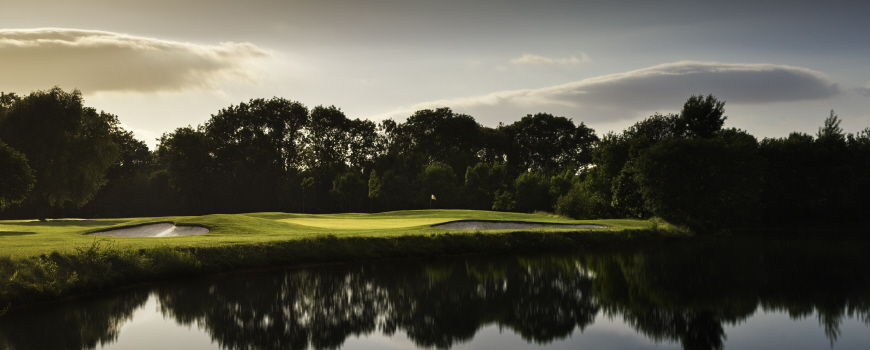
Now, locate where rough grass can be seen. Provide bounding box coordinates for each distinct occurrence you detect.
[0,210,678,314]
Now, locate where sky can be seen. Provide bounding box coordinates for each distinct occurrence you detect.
[2,0,869,148]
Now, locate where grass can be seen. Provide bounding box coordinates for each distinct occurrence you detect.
[0,210,652,257]
[0,209,676,313]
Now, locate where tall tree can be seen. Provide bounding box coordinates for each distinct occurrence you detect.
[204,98,309,212]
[678,94,726,139]
[463,162,508,210]
[632,130,763,232]
[0,141,35,209]
[331,171,366,213]
[0,87,119,220]
[419,162,458,209]
[156,126,214,214]
[368,170,382,213]
[503,113,598,175]
[393,108,483,174]
[513,171,553,213]
[75,121,153,218]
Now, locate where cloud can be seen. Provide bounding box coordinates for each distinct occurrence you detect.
[511,53,591,65]
[0,28,270,93]
[856,84,870,97]
[372,61,841,125]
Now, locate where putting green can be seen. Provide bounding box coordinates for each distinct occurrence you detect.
[280,218,460,229]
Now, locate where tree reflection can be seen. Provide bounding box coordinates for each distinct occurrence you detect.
[2,239,870,350]
[0,289,148,350]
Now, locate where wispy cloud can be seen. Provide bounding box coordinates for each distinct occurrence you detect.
[372,61,841,125]
[510,53,591,66]
[0,28,270,93]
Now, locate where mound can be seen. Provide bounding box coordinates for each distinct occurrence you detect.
[434,220,606,230]
[89,223,209,237]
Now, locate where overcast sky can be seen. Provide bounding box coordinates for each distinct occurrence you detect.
[2,0,869,148]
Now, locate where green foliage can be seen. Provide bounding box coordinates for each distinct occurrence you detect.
[156,126,213,213]
[555,180,595,219]
[514,172,553,213]
[0,141,35,209]
[610,166,648,218]
[492,190,516,211]
[368,170,382,199]
[367,170,382,213]
[817,110,844,141]
[419,162,458,208]
[632,131,763,233]
[464,162,508,210]
[205,97,309,212]
[502,113,598,174]
[394,108,483,176]
[758,110,870,222]
[331,171,367,212]
[380,170,414,211]
[0,87,119,220]
[678,94,726,138]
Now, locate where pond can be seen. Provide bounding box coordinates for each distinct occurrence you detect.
[1,238,869,350]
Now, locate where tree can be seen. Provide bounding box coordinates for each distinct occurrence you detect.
[393,108,483,175]
[347,119,379,171]
[156,126,214,214]
[503,113,598,174]
[0,141,35,209]
[418,162,458,209]
[678,94,726,139]
[632,131,763,232]
[75,122,154,218]
[492,190,516,211]
[304,105,350,173]
[331,171,366,213]
[381,170,413,211]
[301,177,314,213]
[0,87,119,220]
[514,172,552,213]
[463,162,508,210]
[368,170,382,213]
[204,98,309,212]
[759,110,858,222]
[555,180,595,219]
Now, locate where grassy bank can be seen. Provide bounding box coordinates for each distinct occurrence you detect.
[0,210,684,314]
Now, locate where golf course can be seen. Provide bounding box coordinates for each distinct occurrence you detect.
[0,210,677,313]
[0,210,655,256]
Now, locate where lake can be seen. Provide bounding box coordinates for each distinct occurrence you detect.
[1,238,869,350]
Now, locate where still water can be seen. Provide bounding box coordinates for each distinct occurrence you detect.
[1,238,869,350]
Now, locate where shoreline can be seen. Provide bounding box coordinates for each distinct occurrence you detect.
[0,226,684,315]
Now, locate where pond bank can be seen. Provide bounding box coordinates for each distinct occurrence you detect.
[0,224,684,315]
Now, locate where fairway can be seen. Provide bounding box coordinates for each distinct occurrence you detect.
[0,210,652,257]
[280,217,460,229]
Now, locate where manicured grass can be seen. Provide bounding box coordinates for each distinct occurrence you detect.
[0,210,651,257]
[0,210,675,313]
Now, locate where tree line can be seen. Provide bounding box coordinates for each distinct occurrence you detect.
[1,87,868,232]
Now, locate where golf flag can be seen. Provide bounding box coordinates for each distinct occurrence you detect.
[431,194,436,200]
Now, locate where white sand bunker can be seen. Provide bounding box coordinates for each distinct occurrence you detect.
[89,223,209,237]
[434,220,606,230]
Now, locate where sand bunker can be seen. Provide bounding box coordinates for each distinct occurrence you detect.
[434,220,606,230]
[89,223,209,237]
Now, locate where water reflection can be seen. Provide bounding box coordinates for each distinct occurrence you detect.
[1,238,869,350]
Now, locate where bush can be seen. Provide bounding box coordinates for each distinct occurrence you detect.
[555,182,595,219]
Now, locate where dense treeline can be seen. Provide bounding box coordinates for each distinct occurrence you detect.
[1,87,868,232]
